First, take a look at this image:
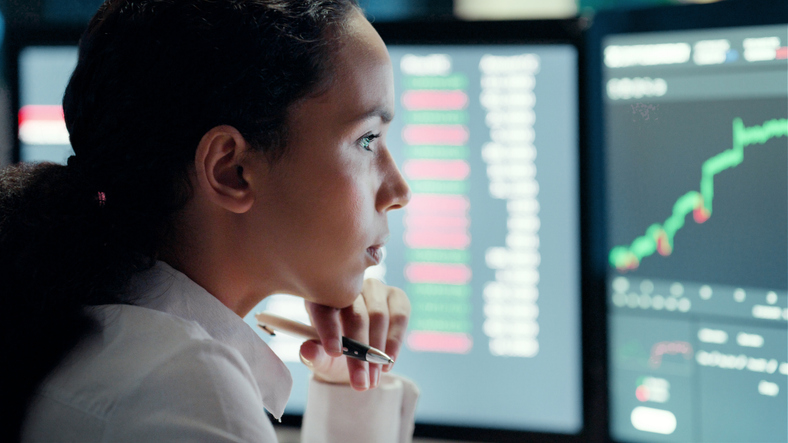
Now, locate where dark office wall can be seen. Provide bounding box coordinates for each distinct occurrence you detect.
[0,0,43,25]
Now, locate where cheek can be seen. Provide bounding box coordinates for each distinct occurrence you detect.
[270,149,377,260]
[318,156,375,224]
[326,176,371,244]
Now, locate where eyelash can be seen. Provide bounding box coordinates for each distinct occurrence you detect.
[359,133,380,152]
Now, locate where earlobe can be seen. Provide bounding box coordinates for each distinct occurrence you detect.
[194,125,255,214]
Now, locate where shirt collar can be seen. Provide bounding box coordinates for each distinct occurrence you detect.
[129,261,293,419]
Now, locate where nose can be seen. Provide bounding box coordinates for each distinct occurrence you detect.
[376,149,411,213]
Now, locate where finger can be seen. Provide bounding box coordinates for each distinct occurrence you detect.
[299,340,349,384]
[299,340,325,371]
[361,279,389,387]
[305,301,343,357]
[341,296,370,391]
[384,286,410,372]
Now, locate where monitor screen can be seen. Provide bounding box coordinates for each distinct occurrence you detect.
[603,24,788,442]
[18,46,77,164]
[244,43,582,434]
[17,40,583,435]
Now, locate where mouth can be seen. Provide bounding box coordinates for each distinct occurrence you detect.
[366,246,383,265]
[366,230,389,265]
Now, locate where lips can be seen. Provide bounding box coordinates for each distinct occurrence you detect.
[366,246,383,265]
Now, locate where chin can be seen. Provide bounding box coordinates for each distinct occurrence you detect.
[308,274,364,309]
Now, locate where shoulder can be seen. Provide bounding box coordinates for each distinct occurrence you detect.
[95,303,217,349]
[41,304,260,407]
[24,305,275,442]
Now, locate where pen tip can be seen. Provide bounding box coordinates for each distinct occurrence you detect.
[257,323,276,336]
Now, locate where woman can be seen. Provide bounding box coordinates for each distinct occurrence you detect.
[0,0,417,441]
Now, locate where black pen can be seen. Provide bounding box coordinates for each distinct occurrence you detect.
[255,311,394,365]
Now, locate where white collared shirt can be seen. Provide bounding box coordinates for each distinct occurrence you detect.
[22,262,419,442]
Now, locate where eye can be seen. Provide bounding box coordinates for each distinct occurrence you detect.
[358,133,381,152]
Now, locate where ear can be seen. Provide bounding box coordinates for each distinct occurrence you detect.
[194,125,255,214]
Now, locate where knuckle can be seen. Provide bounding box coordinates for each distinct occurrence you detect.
[347,306,368,325]
[392,287,409,302]
[390,311,409,329]
[386,335,402,349]
[362,277,383,293]
[367,308,389,325]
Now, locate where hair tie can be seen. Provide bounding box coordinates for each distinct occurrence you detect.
[67,155,105,207]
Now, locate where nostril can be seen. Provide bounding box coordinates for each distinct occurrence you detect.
[390,186,411,211]
[398,181,412,207]
[379,157,411,212]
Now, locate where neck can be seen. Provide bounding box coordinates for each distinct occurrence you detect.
[163,205,273,317]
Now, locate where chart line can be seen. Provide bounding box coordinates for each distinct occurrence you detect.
[610,117,788,271]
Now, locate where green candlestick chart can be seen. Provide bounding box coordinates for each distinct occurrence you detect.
[610,117,788,271]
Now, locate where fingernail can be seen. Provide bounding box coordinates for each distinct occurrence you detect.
[353,369,369,390]
[383,356,395,372]
[371,366,380,387]
[299,353,313,368]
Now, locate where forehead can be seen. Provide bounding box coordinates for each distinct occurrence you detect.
[333,12,389,72]
[297,13,393,124]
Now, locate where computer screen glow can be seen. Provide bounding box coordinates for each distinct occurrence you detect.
[19,42,583,434]
[604,24,788,443]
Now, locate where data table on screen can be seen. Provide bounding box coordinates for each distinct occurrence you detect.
[246,44,582,434]
[15,41,583,436]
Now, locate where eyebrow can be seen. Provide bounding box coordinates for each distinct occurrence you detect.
[356,107,394,124]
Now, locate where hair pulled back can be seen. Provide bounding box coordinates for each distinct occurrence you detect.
[1,0,358,439]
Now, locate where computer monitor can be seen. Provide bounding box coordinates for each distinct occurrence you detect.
[244,20,584,441]
[14,19,585,441]
[16,45,77,164]
[589,1,788,441]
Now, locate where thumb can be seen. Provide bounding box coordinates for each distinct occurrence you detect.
[299,340,329,370]
[299,340,350,385]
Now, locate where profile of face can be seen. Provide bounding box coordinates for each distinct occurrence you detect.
[243,11,410,309]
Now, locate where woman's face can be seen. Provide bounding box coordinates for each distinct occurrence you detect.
[247,12,409,308]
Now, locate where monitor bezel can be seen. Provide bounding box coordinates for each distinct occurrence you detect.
[583,1,788,442]
[7,18,590,443]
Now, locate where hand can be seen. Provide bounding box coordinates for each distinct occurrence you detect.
[299,279,410,391]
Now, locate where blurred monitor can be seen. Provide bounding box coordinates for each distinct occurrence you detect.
[454,0,577,20]
[596,1,788,441]
[17,46,77,164]
[16,18,584,441]
[245,21,583,440]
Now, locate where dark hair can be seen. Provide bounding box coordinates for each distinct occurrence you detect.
[0,0,359,439]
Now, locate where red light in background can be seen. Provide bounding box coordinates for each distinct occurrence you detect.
[403,124,469,146]
[636,385,650,402]
[407,331,473,354]
[402,90,468,110]
[403,159,471,180]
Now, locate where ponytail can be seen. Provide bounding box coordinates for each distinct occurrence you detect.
[0,162,152,441]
